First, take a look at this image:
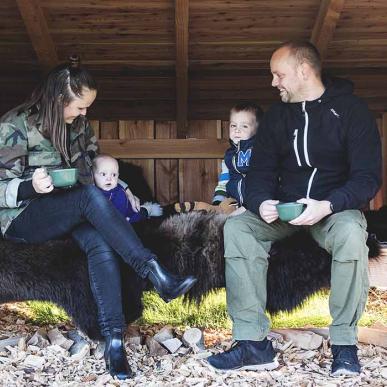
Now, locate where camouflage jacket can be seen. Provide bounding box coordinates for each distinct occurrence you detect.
[0,108,99,235]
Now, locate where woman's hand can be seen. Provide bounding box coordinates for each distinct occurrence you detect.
[32,168,54,194]
[125,187,140,212]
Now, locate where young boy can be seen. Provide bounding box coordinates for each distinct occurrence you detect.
[176,102,264,215]
[92,154,162,223]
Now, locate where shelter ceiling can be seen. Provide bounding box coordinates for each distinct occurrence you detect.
[1,0,387,120]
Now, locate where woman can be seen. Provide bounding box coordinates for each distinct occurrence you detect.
[0,57,196,380]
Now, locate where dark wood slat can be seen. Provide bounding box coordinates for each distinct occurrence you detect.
[100,121,118,139]
[155,121,179,204]
[179,120,221,202]
[118,120,155,197]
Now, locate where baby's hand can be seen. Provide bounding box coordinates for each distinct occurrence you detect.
[125,187,140,212]
[32,167,54,194]
[141,202,163,217]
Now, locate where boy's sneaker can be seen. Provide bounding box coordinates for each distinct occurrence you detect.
[331,345,361,376]
[206,339,279,371]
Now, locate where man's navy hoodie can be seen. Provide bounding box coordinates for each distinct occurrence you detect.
[246,78,382,214]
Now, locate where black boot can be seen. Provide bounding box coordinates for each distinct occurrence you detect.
[146,258,197,302]
[104,329,133,380]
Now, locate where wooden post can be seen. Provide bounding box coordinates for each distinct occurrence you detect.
[175,0,189,138]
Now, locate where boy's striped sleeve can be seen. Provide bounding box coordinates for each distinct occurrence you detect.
[213,160,229,204]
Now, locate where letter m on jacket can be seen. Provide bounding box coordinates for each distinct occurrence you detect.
[237,149,252,167]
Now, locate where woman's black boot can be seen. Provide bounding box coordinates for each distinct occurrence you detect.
[104,328,133,380]
[146,258,197,302]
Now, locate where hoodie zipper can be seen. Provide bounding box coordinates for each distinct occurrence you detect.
[232,142,245,204]
[302,102,312,167]
[237,179,243,204]
[302,101,318,198]
[232,153,244,204]
[293,129,302,166]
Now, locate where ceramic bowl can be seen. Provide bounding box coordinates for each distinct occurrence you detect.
[276,202,305,222]
[49,168,78,188]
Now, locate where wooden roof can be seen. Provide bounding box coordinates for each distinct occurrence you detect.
[1,0,387,129]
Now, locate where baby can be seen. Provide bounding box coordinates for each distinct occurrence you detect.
[175,102,263,215]
[92,154,162,222]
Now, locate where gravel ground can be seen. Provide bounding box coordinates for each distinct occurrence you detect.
[0,304,386,387]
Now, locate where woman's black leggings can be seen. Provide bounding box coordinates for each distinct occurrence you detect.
[5,185,155,335]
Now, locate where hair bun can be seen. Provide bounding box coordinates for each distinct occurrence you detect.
[69,54,80,68]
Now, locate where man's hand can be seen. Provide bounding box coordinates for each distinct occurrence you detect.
[125,187,140,212]
[289,198,332,226]
[32,167,54,194]
[259,199,279,223]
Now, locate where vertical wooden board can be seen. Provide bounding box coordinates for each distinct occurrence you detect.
[175,0,189,138]
[118,120,154,139]
[118,120,155,198]
[222,120,230,140]
[180,120,220,202]
[155,121,178,205]
[100,121,118,139]
[89,120,100,139]
[382,114,387,204]
[179,159,219,202]
[372,117,384,209]
[186,120,219,139]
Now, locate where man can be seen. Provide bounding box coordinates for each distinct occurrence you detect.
[207,41,382,376]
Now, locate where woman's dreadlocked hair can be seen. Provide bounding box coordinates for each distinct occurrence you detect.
[18,55,97,164]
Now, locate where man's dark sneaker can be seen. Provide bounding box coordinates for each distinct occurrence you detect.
[331,345,361,376]
[206,339,279,371]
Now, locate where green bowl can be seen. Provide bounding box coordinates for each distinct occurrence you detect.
[49,168,78,188]
[276,202,305,222]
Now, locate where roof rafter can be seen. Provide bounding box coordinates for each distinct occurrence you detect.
[311,0,345,59]
[16,0,58,70]
[175,0,189,138]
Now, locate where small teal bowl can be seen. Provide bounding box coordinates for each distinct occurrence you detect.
[276,202,305,222]
[49,168,78,188]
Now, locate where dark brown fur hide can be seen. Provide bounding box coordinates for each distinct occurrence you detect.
[0,207,383,339]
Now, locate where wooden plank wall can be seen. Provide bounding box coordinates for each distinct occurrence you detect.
[370,116,387,210]
[90,119,228,205]
[90,118,387,208]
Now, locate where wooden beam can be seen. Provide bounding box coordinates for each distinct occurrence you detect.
[16,0,58,69]
[175,0,189,138]
[99,139,228,159]
[310,0,345,59]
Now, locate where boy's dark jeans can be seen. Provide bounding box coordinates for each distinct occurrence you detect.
[5,185,155,336]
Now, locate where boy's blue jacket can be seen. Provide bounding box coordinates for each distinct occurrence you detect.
[223,136,256,205]
[246,78,382,214]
